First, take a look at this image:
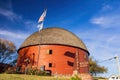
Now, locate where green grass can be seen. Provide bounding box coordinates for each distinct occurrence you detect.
[0,74,69,80]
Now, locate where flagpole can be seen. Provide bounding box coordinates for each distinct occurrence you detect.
[37,37,41,68]
[37,9,47,68]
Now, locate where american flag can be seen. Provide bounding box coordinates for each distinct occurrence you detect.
[37,9,47,31]
[38,9,47,23]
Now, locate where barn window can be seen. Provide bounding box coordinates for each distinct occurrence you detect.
[49,63,52,67]
[49,50,52,54]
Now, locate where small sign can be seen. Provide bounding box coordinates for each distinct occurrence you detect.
[79,61,89,67]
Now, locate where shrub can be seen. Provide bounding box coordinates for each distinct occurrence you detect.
[36,70,51,76]
[6,66,51,76]
[5,67,16,74]
[0,63,13,73]
[25,67,51,76]
[5,67,22,74]
[70,75,82,80]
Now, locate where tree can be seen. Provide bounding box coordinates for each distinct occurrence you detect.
[0,38,16,63]
[89,57,107,76]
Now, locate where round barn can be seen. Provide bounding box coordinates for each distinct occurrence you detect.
[17,27,90,75]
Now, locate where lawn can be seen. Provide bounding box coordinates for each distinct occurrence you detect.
[0,74,69,80]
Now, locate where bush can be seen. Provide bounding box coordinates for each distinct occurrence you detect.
[5,67,16,74]
[25,67,51,76]
[36,70,51,76]
[5,67,22,74]
[70,75,82,80]
[5,66,51,76]
[0,63,13,73]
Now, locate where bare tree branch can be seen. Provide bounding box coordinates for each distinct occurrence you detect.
[0,38,16,63]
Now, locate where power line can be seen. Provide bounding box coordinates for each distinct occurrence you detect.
[98,55,120,74]
[98,56,118,63]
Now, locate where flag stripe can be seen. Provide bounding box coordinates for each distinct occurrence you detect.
[38,9,47,23]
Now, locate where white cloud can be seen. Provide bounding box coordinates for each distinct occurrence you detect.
[0,30,28,39]
[0,29,30,49]
[0,6,37,32]
[0,0,22,22]
[101,5,113,11]
[90,15,120,28]
[90,3,120,28]
[0,8,22,22]
[0,1,37,30]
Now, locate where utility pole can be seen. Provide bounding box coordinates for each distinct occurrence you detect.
[115,55,120,75]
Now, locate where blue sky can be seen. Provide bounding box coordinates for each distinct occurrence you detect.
[0,0,120,77]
